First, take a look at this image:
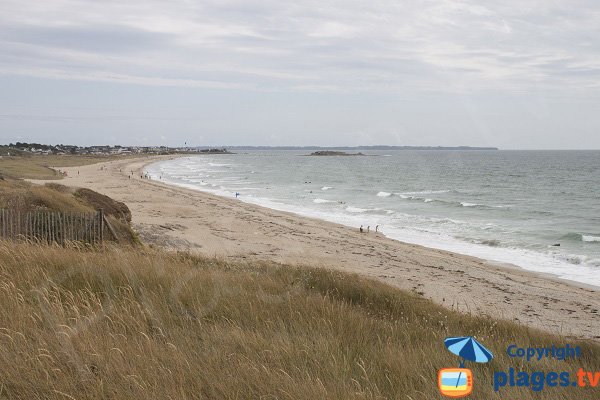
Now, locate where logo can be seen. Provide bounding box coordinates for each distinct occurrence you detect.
[438,368,473,397]
[438,336,494,398]
[493,344,598,393]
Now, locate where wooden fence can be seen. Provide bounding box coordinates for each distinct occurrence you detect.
[0,209,116,245]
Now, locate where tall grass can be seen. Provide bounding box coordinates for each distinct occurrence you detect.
[0,154,134,180]
[0,180,138,244]
[0,242,597,399]
[0,180,92,212]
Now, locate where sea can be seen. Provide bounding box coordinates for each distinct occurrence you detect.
[146,150,600,287]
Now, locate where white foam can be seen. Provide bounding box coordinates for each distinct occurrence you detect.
[460,202,481,207]
[382,225,600,287]
[377,191,392,197]
[582,235,600,242]
[402,190,450,195]
[321,186,333,191]
[346,206,369,213]
[313,198,335,204]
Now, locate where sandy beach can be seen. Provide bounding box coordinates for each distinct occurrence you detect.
[33,155,600,341]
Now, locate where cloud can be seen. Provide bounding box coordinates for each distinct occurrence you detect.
[1,0,600,93]
[2,23,174,54]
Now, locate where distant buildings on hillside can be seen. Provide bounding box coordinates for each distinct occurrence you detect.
[3,143,230,156]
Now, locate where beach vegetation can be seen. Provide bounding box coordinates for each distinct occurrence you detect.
[0,242,597,399]
[0,179,138,244]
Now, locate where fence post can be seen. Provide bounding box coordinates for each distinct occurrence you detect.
[99,209,105,244]
[50,212,54,244]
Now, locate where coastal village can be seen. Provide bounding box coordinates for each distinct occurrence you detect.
[0,142,230,157]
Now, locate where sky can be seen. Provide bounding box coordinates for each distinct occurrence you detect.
[1,0,599,149]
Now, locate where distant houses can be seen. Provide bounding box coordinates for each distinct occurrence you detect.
[3,142,231,156]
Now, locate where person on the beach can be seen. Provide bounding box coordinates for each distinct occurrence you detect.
[375,225,379,232]
[367,226,370,233]
[359,225,364,233]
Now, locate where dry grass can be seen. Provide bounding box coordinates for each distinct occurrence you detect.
[0,158,62,180]
[0,243,597,399]
[0,154,134,180]
[0,179,138,244]
[0,180,93,212]
[74,188,132,222]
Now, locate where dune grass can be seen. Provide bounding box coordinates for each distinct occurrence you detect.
[0,154,131,180]
[0,179,93,212]
[0,158,63,180]
[0,243,597,399]
[0,179,137,244]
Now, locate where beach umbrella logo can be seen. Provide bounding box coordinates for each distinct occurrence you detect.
[438,336,493,398]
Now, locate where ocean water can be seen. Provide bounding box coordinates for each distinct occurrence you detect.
[146,150,600,287]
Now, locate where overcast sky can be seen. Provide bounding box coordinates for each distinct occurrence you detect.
[1,0,599,149]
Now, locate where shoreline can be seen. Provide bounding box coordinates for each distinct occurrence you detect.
[32,155,600,341]
[146,154,600,291]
